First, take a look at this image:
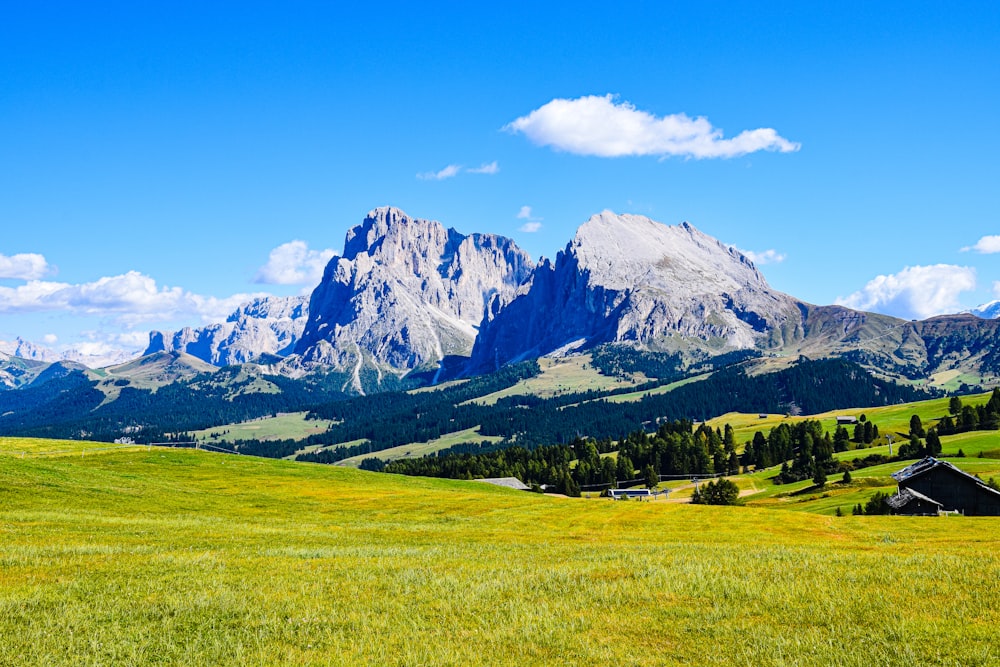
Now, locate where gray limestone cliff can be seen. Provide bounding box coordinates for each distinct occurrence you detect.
[292,207,533,388]
[468,211,805,373]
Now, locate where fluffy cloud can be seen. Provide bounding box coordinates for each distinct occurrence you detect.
[962,235,1000,254]
[505,94,800,159]
[467,161,499,175]
[417,164,462,180]
[736,248,786,265]
[254,240,335,286]
[516,205,542,232]
[836,264,977,320]
[0,271,267,327]
[0,252,51,280]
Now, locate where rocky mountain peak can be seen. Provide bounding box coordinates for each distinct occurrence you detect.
[293,207,533,390]
[467,211,803,373]
[569,211,765,292]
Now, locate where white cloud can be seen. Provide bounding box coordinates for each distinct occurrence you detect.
[417,164,462,180]
[0,252,51,280]
[962,235,1000,254]
[254,240,335,286]
[42,333,58,345]
[516,205,542,232]
[835,264,977,320]
[467,161,499,175]
[0,271,268,327]
[992,281,1000,299]
[736,248,786,265]
[504,94,800,159]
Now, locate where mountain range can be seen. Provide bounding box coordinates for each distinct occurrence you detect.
[4,207,1000,399]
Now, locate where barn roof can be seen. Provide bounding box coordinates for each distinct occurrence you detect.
[891,457,977,484]
[886,486,943,510]
[892,456,1000,499]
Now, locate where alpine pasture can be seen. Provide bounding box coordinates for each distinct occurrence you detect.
[2,440,999,666]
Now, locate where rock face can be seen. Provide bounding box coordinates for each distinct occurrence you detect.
[146,295,309,366]
[294,207,533,385]
[468,211,805,372]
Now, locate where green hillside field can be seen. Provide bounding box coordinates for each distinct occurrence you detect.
[2,438,999,666]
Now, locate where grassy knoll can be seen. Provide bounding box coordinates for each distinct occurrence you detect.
[706,391,995,446]
[191,411,337,443]
[3,442,1000,665]
[335,426,503,467]
[470,354,644,405]
[581,371,710,405]
[0,436,147,457]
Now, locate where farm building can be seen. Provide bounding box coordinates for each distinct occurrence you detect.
[889,457,1000,516]
[836,416,858,425]
[885,487,944,516]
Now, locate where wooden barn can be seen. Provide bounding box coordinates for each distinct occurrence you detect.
[889,457,1000,516]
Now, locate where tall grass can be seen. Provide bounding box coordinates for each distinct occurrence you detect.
[2,445,999,665]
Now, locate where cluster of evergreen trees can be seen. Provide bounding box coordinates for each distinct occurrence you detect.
[937,390,1000,435]
[379,443,583,495]
[691,478,740,505]
[382,419,745,496]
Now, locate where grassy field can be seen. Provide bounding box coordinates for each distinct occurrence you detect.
[191,412,338,443]
[3,440,1000,665]
[470,354,645,405]
[335,426,503,467]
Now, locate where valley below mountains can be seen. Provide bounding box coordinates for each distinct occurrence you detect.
[2,206,1000,444]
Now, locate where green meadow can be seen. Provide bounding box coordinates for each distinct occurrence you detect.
[3,439,1000,665]
[191,411,338,444]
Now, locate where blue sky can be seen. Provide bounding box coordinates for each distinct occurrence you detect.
[1,2,998,359]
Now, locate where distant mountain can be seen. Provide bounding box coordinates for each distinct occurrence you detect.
[105,350,219,386]
[0,337,60,363]
[969,300,1000,319]
[468,211,804,373]
[292,206,533,391]
[0,336,138,369]
[146,295,309,366]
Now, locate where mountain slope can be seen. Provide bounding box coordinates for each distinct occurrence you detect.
[469,211,804,373]
[293,206,533,390]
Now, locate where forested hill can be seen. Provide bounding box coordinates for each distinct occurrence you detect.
[296,358,934,465]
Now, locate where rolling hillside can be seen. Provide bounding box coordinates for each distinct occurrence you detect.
[2,441,999,665]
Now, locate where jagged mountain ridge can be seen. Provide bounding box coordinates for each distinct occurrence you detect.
[4,207,1000,397]
[145,295,310,366]
[292,206,533,389]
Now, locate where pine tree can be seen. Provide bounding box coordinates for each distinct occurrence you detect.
[643,464,658,489]
[813,460,827,488]
[925,429,942,457]
[949,395,963,416]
